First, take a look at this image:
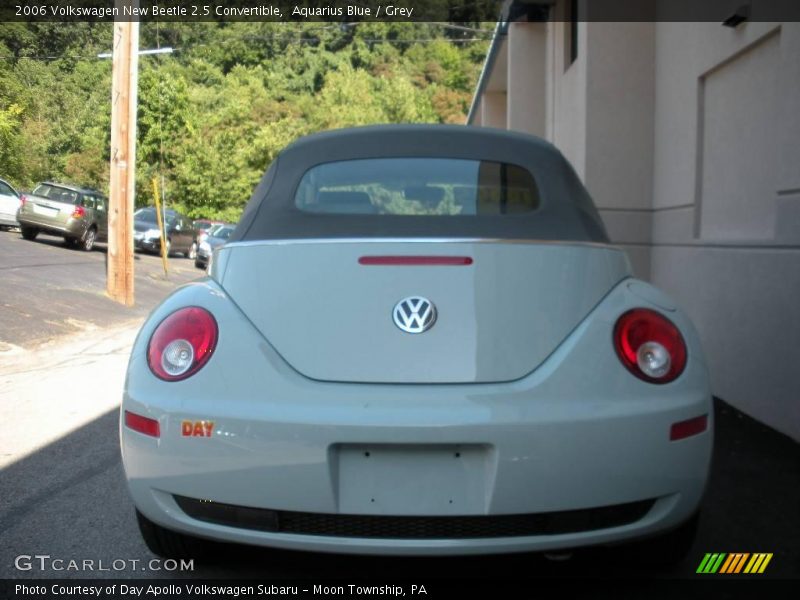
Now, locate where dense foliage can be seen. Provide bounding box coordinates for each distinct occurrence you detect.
[0,21,489,221]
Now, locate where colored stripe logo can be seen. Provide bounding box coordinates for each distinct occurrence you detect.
[697,553,773,574]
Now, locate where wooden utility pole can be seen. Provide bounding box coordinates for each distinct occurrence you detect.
[107,2,139,306]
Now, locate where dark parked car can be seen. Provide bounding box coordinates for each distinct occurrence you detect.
[16,182,108,251]
[133,207,195,258]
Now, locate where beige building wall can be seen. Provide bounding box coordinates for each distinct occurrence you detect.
[649,22,800,439]
[469,11,800,439]
[584,22,655,279]
[507,21,548,135]
[547,18,588,181]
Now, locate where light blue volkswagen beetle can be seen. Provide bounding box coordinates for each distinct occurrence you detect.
[121,125,712,561]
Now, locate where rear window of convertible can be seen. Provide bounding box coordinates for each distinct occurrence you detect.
[294,158,540,216]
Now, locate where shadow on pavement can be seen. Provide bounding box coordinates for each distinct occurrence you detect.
[20,231,146,260]
[0,229,200,348]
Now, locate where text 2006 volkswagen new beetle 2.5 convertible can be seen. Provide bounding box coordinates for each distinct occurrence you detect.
[121,125,712,562]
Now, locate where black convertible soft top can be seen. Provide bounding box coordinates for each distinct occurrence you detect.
[230,124,609,243]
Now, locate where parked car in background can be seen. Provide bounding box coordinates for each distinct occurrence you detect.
[191,219,224,262]
[16,182,108,251]
[193,219,224,242]
[122,125,712,562]
[133,207,195,258]
[194,223,235,270]
[0,178,21,230]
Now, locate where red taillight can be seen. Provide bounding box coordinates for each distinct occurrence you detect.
[613,308,687,383]
[147,307,218,381]
[72,205,86,218]
[670,415,708,441]
[124,410,161,437]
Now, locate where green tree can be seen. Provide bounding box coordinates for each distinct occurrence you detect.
[0,21,489,219]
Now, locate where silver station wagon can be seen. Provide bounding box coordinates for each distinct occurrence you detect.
[17,182,108,251]
[121,125,712,562]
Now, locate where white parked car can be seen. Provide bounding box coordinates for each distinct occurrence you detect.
[0,178,21,229]
[121,125,712,562]
[195,224,235,270]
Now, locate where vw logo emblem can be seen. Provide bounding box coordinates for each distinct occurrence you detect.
[393,296,437,334]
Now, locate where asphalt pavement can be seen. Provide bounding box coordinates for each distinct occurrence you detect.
[0,226,797,586]
[0,227,199,351]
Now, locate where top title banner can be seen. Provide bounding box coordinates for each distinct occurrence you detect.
[9,2,433,21]
[3,0,800,22]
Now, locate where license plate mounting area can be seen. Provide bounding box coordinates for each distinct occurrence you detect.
[333,444,495,515]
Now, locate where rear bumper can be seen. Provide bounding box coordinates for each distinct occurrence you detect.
[18,214,85,237]
[122,387,712,555]
[195,249,210,266]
